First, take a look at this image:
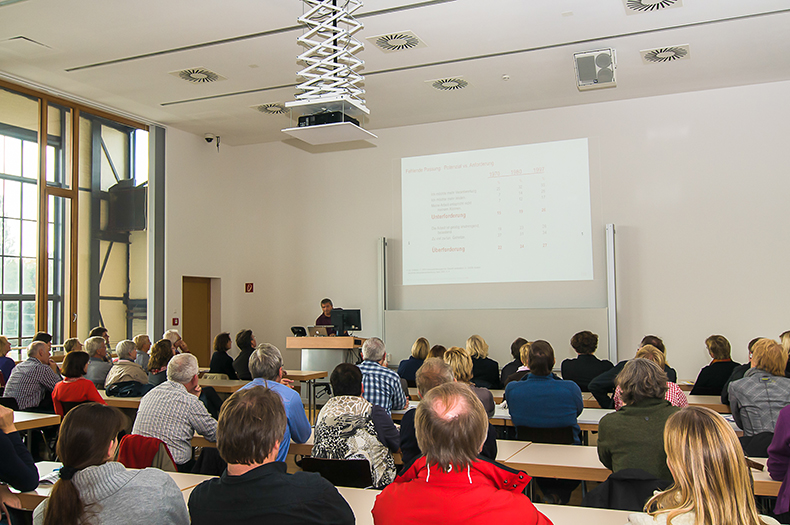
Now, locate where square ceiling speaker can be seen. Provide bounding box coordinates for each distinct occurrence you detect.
[574,48,616,91]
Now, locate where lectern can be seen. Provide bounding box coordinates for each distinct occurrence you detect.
[285,336,366,372]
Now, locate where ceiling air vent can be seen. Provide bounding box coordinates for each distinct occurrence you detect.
[251,103,287,115]
[641,45,690,64]
[366,31,426,53]
[428,77,468,91]
[169,67,226,84]
[623,0,682,14]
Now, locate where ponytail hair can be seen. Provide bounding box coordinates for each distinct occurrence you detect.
[43,403,126,525]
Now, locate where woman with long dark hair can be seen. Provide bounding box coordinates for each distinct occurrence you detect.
[34,403,188,525]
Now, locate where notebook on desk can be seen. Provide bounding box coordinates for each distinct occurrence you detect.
[307,326,332,336]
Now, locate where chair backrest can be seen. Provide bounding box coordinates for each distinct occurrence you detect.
[582,468,672,511]
[300,457,373,488]
[5,505,34,525]
[0,396,19,411]
[515,425,574,445]
[201,373,228,380]
[118,434,177,471]
[60,400,87,416]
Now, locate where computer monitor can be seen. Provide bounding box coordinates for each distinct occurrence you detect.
[330,308,361,334]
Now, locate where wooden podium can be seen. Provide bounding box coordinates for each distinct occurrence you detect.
[286,336,366,372]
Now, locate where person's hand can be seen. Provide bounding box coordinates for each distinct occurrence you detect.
[329,333,336,337]
[280,377,295,388]
[188,384,202,397]
[0,484,22,519]
[178,340,190,353]
[0,405,16,434]
[49,360,61,375]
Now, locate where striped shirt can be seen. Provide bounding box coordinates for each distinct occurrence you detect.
[358,360,408,415]
[3,357,60,410]
[132,381,217,465]
[613,382,688,411]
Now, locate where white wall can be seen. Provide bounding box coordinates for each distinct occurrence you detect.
[164,79,790,377]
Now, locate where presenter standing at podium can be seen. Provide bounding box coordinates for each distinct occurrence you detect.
[316,298,336,336]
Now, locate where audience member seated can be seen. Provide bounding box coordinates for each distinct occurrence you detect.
[239,343,311,462]
[721,337,761,405]
[88,326,110,347]
[4,341,60,412]
[400,358,497,467]
[51,351,106,416]
[504,341,531,386]
[397,337,429,387]
[314,363,399,488]
[444,347,495,416]
[0,403,39,516]
[627,406,779,525]
[163,329,190,354]
[188,386,354,525]
[613,345,688,410]
[63,337,82,353]
[561,330,613,392]
[83,336,112,389]
[373,382,551,524]
[232,329,256,380]
[783,330,790,376]
[500,337,528,387]
[34,403,189,525]
[133,334,151,371]
[105,340,149,387]
[598,359,680,482]
[506,340,583,440]
[467,334,501,389]
[729,338,790,446]
[427,344,446,359]
[589,335,677,409]
[358,337,408,414]
[0,336,14,387]
[132,353,217,472]
[147,339,174,387]
[689,335,740,396]
[209,332,237,379]
[768,403,790,522]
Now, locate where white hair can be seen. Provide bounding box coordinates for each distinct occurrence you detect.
[116,340,136,360]
[167,353,199,384]
[162,330,181,344]
[362,337,386,362]
[28,341,48,359]
[249,343,283,380]
[84,336,106,357]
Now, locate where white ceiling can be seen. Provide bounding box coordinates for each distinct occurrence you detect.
[1,0,789,146]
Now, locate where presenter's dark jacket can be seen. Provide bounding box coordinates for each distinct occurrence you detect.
[589,360,677,409]
[209,351,237,380]
[471,356,502,389]
[399,407,498,468]
[689,359,740,396]
[188,462,354,525]
[315,314,336,336]
[561,354,614,392]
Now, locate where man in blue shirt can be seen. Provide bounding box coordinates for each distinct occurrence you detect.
[239,344,311,462]
[357,337,408,414]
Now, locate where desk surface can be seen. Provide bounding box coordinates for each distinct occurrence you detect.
[336,486,634,525]
[284,370,328,382]
[13,412,60,431]
[99,391,143,408]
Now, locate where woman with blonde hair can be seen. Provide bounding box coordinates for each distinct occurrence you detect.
[443,347,495,416]
[466,334,501,389]
[627,406,779,524]
[398,337,429,387]
[613,345,688,411]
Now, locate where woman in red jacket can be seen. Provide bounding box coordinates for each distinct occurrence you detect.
[52,351,106,416]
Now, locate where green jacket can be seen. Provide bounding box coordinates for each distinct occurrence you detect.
[597,398,680,481]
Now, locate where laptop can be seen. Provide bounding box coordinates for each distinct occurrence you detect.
[307,326,332,337]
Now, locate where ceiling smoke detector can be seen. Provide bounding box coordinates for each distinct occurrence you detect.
[367,31,426,53]
[623,0,682,14]
[252,103,287,115]
[428,77,468,91]
[641,45,690,64]
[169,67,226,84]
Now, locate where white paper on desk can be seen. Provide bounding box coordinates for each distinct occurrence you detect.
[39,470,61,484]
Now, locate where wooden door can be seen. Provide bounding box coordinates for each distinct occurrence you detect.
[182,277,211,367]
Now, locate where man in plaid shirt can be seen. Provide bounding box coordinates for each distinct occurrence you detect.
[4,341,61,411]
[358,337,408,414]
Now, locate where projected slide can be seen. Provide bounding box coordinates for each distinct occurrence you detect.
[402,138,593,286]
